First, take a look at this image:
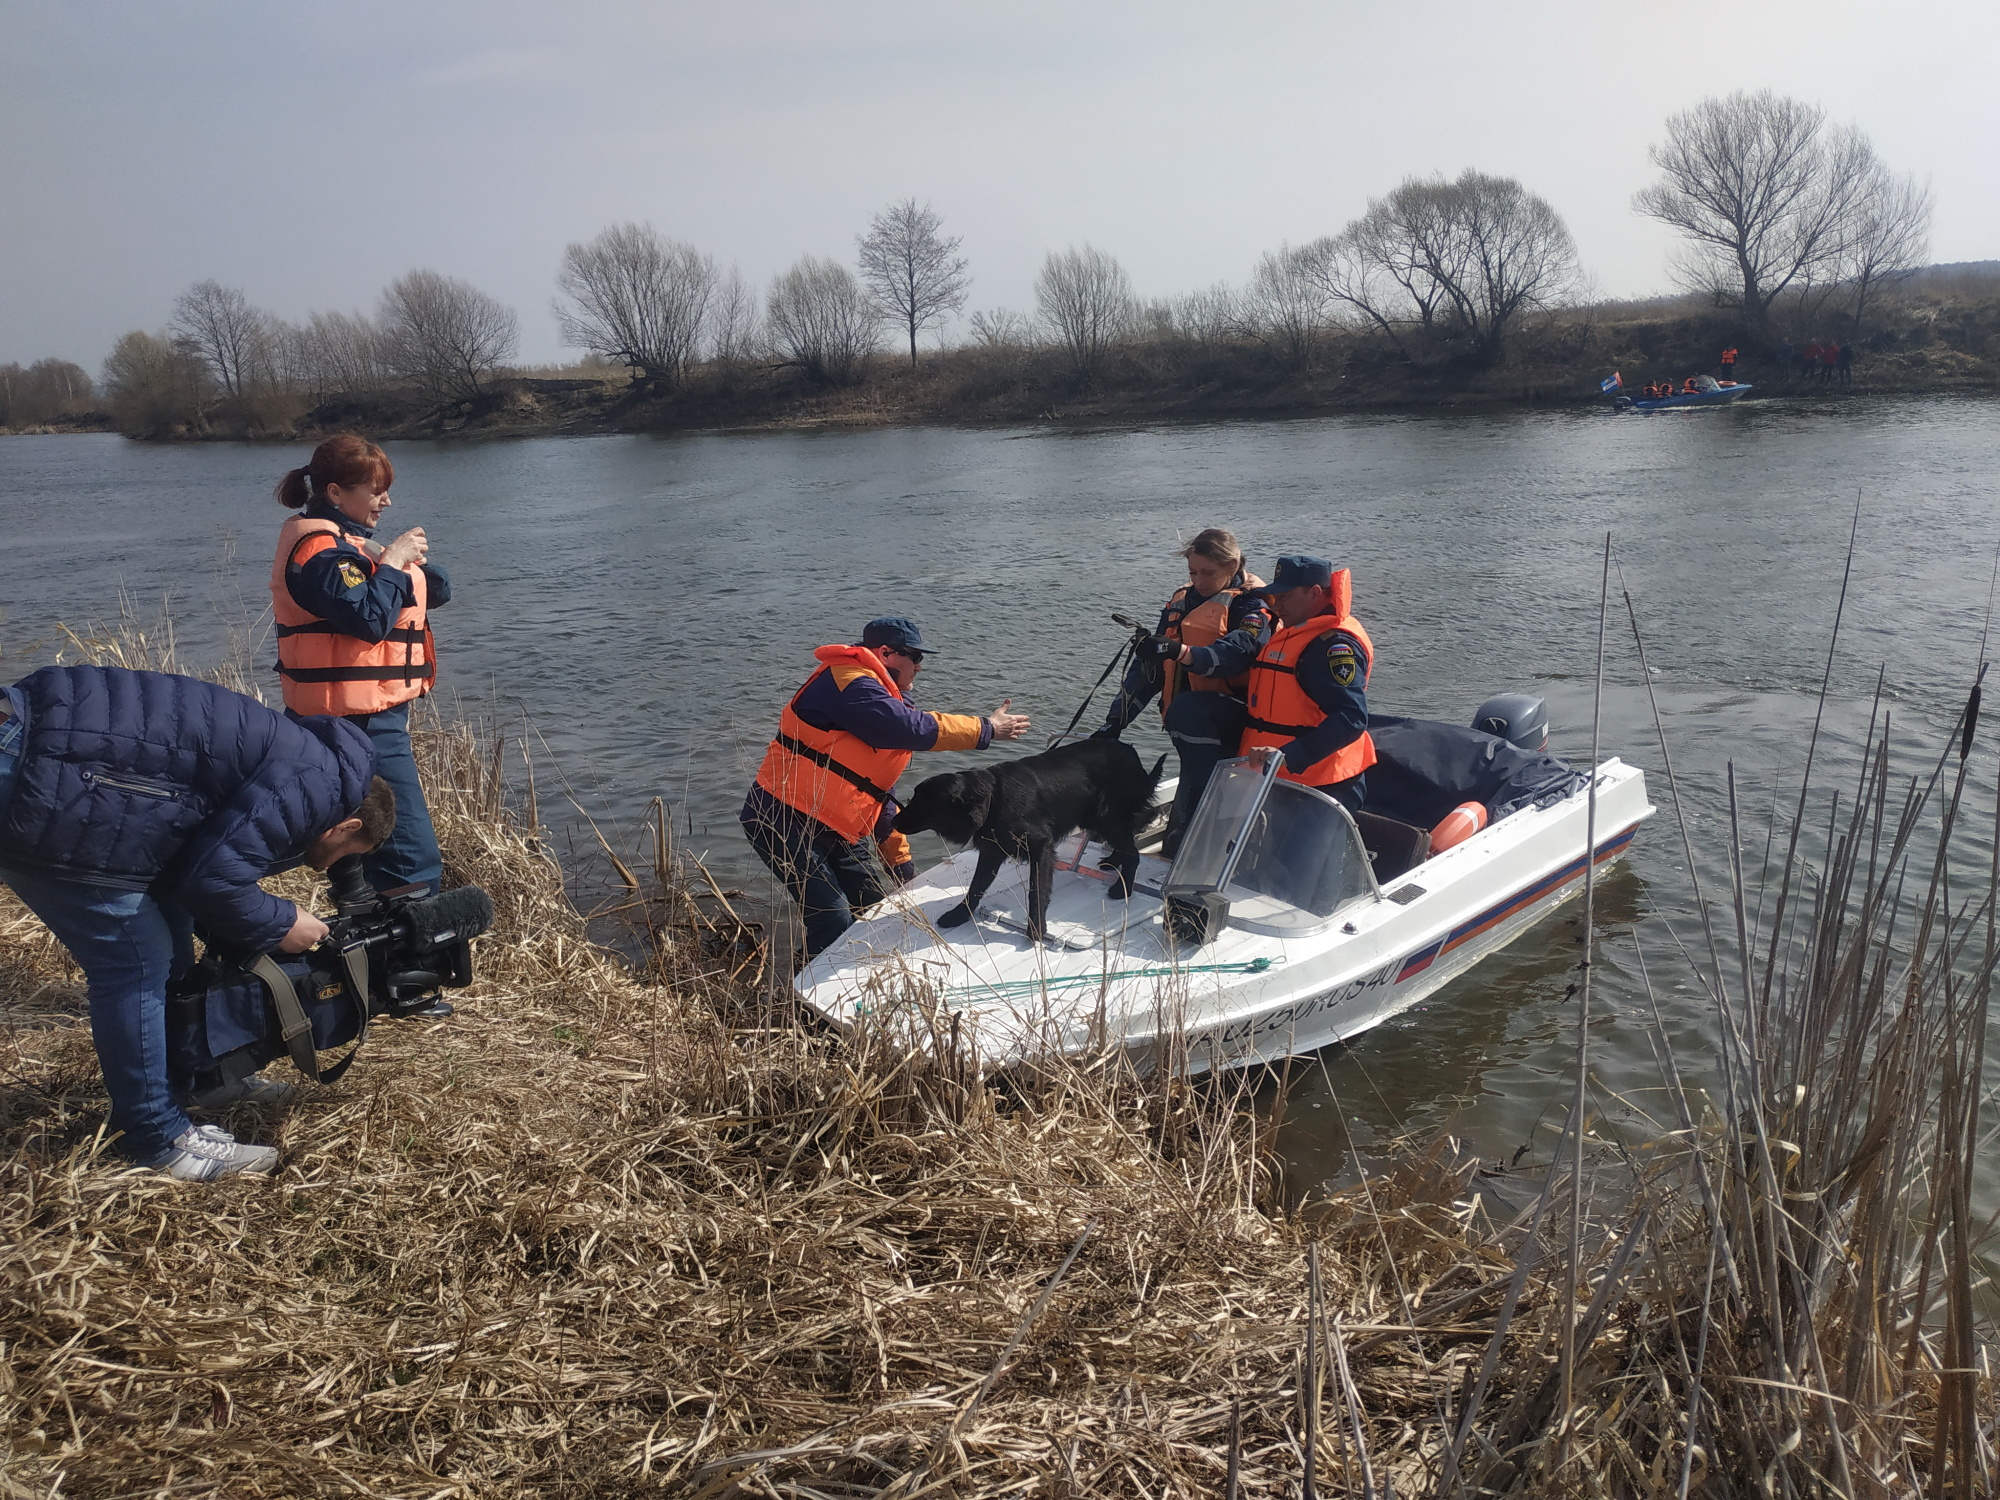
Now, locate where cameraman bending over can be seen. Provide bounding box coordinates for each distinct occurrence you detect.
[0,665,394,1181]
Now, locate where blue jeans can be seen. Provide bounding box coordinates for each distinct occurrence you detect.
[740,787,889,960]
[1162,691,1250,837]
[1,690,195,1160]
[294,702,441,894]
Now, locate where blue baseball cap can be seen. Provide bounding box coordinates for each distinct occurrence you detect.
[860,616,934,656]
[1253,555,1335,594]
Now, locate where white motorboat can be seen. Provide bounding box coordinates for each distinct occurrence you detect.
[794,712,1655,1074]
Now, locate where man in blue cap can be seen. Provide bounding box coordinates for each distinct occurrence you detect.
[1234,555,1376,808]
[742,616,1031,960]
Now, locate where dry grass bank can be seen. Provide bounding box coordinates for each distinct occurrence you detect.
[2,638,1996,1494]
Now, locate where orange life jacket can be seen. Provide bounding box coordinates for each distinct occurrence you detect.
[1240,568,1376,789]
[1721,348,1737,364]
[1158,571,1266,714]
[753,646,915,843]
[270,516,434,716]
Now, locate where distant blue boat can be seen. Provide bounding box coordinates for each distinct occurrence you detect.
[1614,383,1754,412]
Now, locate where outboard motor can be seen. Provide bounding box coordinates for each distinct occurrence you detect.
[1472,693,1549,753]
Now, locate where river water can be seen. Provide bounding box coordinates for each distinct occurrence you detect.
[4,399,1998,1189]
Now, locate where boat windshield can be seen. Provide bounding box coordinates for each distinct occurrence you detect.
[1164,757,1378,922]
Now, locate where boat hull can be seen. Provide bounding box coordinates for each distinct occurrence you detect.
[794,761,1653,1074]
[1618,383,1753,411]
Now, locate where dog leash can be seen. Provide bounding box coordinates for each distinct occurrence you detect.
[1054,614,1151,745]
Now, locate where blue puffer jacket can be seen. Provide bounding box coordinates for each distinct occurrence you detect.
[0,666,377,952]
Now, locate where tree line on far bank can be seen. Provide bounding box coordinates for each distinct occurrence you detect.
[8,89,1946,439]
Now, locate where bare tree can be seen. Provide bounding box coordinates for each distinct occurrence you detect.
[1833,163,1932,338]
[378,269,520,401]
[1634,91,1888,339]
[170,280,274,400]
[1165,283,1243,351]
[856,199,971,369]
[265,311,385,403]
[708,267,759,367]
[1302,171,1578,366]
[555,223,717,388]
[1244,247,1327,369]
[764,255,880,385]
[298,310,388,398]
[967,308,1033,347]
[1035,245,1135,380]
[0,358,94,428]
[1305,201,1451,348]
[101,330,210,436]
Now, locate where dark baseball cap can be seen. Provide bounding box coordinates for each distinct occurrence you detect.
[1251,555,1335,594]
[860,616,934,656]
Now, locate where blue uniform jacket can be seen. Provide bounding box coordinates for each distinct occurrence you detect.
[787,666,995,754]
[1101,579,1273,733]
[741,660,995,854]
[1280,628,1370,777]
[285,500,451,644]
[0,666,377,952]
[791,663,993,841]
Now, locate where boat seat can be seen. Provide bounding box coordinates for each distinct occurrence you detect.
[1353,810,1432,884]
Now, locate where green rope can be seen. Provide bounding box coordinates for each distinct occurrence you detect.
[935,955,1276,1005]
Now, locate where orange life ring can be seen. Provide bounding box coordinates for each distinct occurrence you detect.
[1431,801,1489,853]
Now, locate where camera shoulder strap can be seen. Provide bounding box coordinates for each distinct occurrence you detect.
[323,942,374,1085]
[249,951,370,1086]
[249,955,328,1082]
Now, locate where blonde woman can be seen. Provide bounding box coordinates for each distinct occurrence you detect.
[1096,528,1270,854]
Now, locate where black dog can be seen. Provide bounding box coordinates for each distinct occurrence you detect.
[893,739,1166,941]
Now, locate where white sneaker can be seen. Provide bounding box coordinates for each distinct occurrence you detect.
[149,1124,280,1182]
[181,1073,298,1112]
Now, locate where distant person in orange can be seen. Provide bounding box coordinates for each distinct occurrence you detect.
[1719,346,1738,380]
[1802,341,1823,382]
[1820,341,1839,383]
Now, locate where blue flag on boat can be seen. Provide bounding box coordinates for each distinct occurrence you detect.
[1600,371,1622,392]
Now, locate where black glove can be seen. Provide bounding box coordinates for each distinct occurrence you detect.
[1140,635,1182,664]
[888,860,917,887]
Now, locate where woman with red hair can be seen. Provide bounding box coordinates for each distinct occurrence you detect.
[269,434,450,897]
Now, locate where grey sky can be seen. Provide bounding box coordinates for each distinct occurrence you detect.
[3,0,1995,370]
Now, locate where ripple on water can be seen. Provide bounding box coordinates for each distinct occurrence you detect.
[4,394,1998,1187]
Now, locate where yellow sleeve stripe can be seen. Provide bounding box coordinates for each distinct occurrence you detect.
[830,664,874,690]
[930,713,985,752]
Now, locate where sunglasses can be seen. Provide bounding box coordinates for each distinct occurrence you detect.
[884,645,926,664]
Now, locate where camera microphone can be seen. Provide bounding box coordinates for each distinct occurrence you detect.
[393,884,496,950]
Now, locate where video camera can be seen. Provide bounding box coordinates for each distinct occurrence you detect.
[169,856,495,1094]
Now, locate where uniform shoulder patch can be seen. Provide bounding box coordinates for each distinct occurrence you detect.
[1322,640,1360,687]
[336,559,368,590]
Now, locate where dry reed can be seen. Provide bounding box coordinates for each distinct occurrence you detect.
[1,619,1994,1496]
